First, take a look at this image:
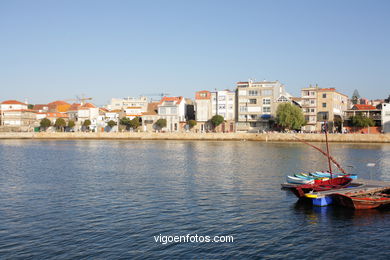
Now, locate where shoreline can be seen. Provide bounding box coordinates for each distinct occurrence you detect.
[0,132,390,143]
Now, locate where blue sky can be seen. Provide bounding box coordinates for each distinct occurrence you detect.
[1,0,389,105]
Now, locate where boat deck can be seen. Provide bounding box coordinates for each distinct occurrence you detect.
[282,179,390,198]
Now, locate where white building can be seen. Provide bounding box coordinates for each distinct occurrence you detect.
[211,90,235,121]
[157,96,186,132]
[107,97,148,111]
[0,100,36,129]
[382,103,390,133]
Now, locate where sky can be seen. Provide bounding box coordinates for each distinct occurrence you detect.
[1,0,389,105]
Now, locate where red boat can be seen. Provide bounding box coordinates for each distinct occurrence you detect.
[282,177,353,198]
[332,188,390,209]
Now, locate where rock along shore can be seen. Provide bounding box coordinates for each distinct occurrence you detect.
[0,132,390,143]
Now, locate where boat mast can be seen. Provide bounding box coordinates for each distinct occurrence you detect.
[324,121,333,178]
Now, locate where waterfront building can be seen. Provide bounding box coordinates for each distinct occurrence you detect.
[157,96,186,132]
[195,91,212,132]
[77,103,99,131]
[107,97,148,111]
[211,90,236,132]
[382,102,390,133]
[141,102,159,132]
[344,104,382,133]
[236,80,288,132]
[300,86,348,132]
[0,100,36,130]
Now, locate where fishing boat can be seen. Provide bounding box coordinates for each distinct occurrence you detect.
[283,177,353,198]
[331,187,390,209]
[286,175,314,184]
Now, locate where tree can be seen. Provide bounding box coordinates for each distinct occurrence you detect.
[188,120,197,129]
[83,119,91,131]
[40,118,51,130]
[107,120,117,128]
[54,118,66,132]
[68,120,75,129]
[119,117,131,130]
[276,103,306,131]
[129,117,140,130]
[350,114,375,128]
[155,119,167,130]
[210,115,224,129]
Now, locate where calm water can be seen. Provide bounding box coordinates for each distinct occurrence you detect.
[0,140,389,259]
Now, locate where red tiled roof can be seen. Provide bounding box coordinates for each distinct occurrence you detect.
[318,88,336,91]
[159,96,183,105]
[68,103,81,111]
[1,100,27,105]
[48,100,70,106]
[142,102,159,115]
[81,102,96,108]
[353,104,377,110]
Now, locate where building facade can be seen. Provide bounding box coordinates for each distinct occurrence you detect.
[236,80,287,132]
[157,96,186,132]
[107,97,148,111]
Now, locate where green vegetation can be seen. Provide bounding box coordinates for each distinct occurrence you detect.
[82,119,91,131]
[40,118,51,130]
[155,119,167,130]
[129,117,141,129]
[210,115,224,128]
[107,120,117,128]
[54,118,66,132]
[276,103,306,130]
[350,114,375,127]
[188,120,197,129]
[68,120,75,129]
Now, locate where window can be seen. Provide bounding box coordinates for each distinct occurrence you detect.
[160,107,166,114]
[263,107,271,113]
[317,112,329,121]
[200,92,207,97]
[310,91,315,96]
[263,98,271,105]
[248,90,258,96]
[322,93,327,98]
[218,104,225,109]
[250,114,256,120]
[218,96,226,101]
[249,99,257,104]
[263,90,272,96]
[250,122,257,127]
[239,106,248,112]
[171,107,177,114]
[322,103,327,108]
[311,109,315,113]
[310,100,315,104]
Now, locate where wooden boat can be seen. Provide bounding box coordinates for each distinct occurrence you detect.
[286,175,314,184]
[294,173,328,181]
[331,187,390,209]
[282,177,353,198]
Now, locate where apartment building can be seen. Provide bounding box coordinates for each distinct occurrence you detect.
[301,86,348,132]
[157,96,186,132]
[195,91,212,132]
[107,97,148,111]
[236,80,288,132]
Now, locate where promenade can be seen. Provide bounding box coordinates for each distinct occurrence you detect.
[0,132,390,143]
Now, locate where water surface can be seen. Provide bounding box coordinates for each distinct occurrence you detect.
[0,140,389,259]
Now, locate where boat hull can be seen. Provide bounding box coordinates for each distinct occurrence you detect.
[332,189,390,209]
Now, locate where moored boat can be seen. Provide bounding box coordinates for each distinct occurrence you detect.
[331,188,390,209]
[312,171,358,180]
[283,177,353,198]
[286,175,314,184]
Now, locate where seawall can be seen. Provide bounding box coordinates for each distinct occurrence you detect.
[0,132,390,143]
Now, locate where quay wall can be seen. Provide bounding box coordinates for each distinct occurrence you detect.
[0,132,390,143]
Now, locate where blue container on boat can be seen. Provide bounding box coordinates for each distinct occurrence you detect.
[312,196,333,207]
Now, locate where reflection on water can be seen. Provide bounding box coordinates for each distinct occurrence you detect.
[0,140,389,259]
